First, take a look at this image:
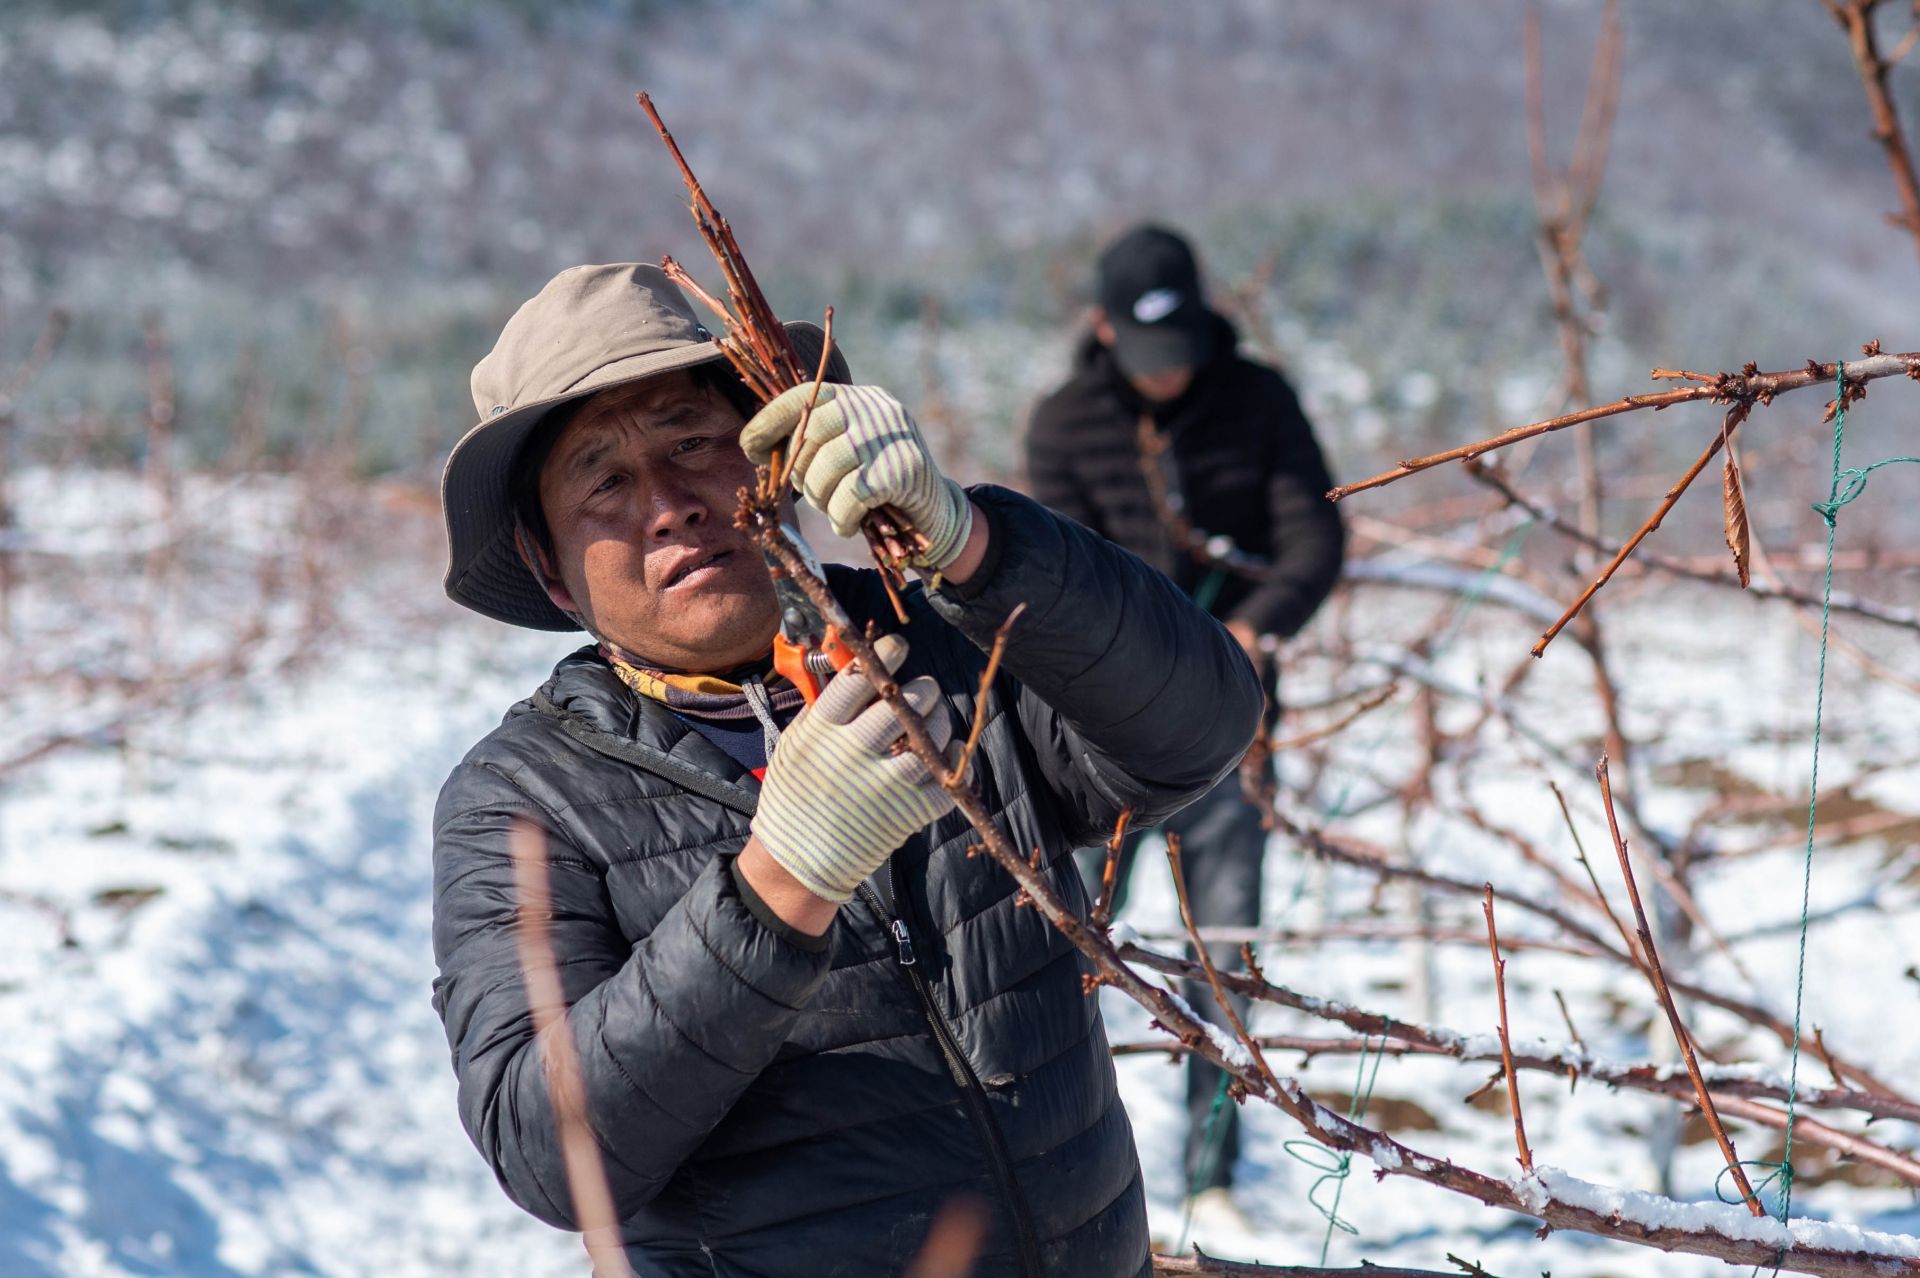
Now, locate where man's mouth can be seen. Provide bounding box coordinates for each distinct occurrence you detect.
[663,549,733,590]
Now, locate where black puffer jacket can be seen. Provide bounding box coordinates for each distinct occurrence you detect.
[1025,315,1344,638]
[431,486,1261,1276]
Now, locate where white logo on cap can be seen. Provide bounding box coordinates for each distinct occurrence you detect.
[1132,288,1183,324]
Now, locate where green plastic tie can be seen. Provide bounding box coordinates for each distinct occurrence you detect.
[1716,1158,1793,1216]
[1809,457,1920,526]
[1281,1021,1392,1265]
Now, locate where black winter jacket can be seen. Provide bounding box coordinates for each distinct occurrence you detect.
[1025,316,1345,638]
[431,486,1262,1276]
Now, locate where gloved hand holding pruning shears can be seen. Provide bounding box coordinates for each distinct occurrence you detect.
[740,384,974,902]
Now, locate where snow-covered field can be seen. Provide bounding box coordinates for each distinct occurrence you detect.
[4,469,1919,1276]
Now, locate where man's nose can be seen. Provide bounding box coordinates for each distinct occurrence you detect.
[644,473,708,537]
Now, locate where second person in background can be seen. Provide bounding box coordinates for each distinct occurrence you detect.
[1024,223,1345,1233]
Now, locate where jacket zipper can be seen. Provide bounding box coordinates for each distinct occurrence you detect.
[858,872,1046,1278]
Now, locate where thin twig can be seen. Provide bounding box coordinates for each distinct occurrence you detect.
[1169,832,1282,1094]
[1566,0,1624,235]
[955,603,1025,782]
[776,307,838,496]
[1547,778,1644,968]
[1597,756,1763,1216]
[1890,21,1920,66]
[1271,680,1402,752]
[0,306,72,634]
[1552,988,1583,1089]
[1091,807,1133,932]
[1525,0,1622,533]
[638,94,802,385]
[0,887,77,948]
[659,256,782,402]
[1552,989,1584,1051]
[1532,404,1751,656]
[507,819,635,1278]
[1813,1026,1848,1092]
[1127,923,1599,959]
[1481,887,1533,1172]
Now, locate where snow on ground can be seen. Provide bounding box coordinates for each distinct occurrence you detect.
[1,480,589,1275]
[4,472,1919,1276]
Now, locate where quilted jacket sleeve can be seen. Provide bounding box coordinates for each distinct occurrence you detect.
[430,762,832,1229]
[1227,373,1345,639]
[926,484,1262,846]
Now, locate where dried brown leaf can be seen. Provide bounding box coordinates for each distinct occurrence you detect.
[1722,452,1751,588]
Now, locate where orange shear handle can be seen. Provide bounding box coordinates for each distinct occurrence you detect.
[773,627,857,705]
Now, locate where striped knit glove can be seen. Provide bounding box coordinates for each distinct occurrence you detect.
[750,636,958,904]
[742,383,974,572]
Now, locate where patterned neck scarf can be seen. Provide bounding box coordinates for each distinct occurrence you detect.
[601,642,817,764]
[600,643,807,722]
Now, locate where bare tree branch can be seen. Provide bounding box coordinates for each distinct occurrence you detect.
[1825,0,1920,264]
[1327,350,1920,502]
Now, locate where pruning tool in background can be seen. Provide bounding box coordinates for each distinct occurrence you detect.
[766,522,857,705]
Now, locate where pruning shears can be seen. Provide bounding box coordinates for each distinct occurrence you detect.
[766,523,856,705]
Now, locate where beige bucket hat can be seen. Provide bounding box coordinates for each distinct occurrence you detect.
[441,262,844,630]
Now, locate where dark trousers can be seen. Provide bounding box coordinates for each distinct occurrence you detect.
[1077,770,1266,1192]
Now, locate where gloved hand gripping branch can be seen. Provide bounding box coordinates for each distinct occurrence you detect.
[750,635,959,903]
[742,384,974,574]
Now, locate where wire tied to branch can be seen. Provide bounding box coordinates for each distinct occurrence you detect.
[1716,1158,1793,1216]
[1281,1020,1392,1264]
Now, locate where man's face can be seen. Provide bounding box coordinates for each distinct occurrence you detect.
[1092,311,1196,403]
[1121,364,1196,403]
[533,370,778,671]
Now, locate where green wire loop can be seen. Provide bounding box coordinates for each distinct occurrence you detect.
[1809,455,1920,526]
[1716,1158,1793,1214]
[1279,1138,1363,1237]
[1279,1021,1392,1265]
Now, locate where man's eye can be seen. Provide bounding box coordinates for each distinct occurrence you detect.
[673,436,709,456]
[592,473,624,495]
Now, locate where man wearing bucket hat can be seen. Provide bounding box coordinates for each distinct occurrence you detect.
[430,262,1262,1276]
[1026,225,1345,1232]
